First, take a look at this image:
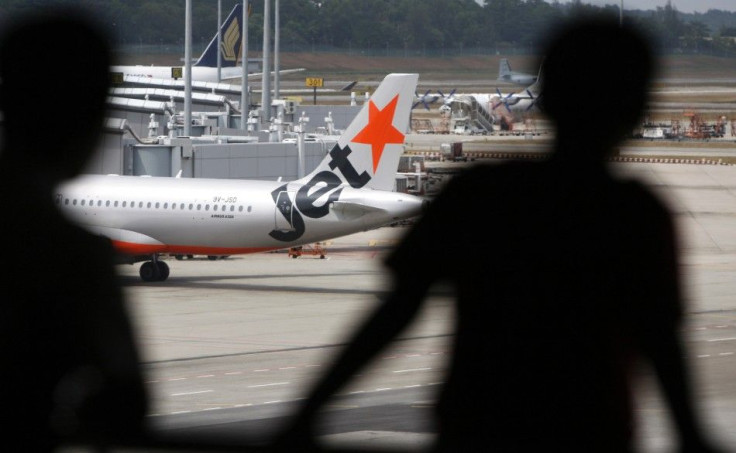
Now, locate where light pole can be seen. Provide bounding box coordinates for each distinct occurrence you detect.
[184,0,192,136]
[217,0,222,82]
[261,0,272,123]
[274,0,280,100]
[240,0,249,131]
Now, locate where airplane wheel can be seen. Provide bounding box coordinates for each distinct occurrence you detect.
[175,255,184,261]
[140,261,169,282]
[156,261,170,281]
[207,255,218,261]
[140,262,157,282]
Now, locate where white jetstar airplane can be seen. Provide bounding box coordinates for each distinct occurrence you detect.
[57,73,424,282]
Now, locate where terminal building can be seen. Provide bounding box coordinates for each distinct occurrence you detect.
[85,74,362,182]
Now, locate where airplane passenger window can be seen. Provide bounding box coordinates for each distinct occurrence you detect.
[197,204,201,210]
[105,200,110,207]
[97,200,102,207]
[64,199,69,205]
[230,205,235,212]
[189,204,193,210]
[205,204,210,211]
[214,205,218,211]
[248,206,252,212]
[147,202,152,209]
[181,203,185,210]
[155,202,160,209]
[114,201,119,207]
[163,203,168,209]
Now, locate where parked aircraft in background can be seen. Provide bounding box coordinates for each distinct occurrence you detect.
[489,83,541,114]
[111,4,301,83]
[412,89,455,110]
[112,4,244,82]
[497,58,538,86]
[436,70,542,133]
[57,73,424,281]
[448,62,543,122]
[413,59,539,112]
[491,62,543,114]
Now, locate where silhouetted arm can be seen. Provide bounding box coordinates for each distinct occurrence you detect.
[71,235,148,441]
[643,327,716,452]
[276,177,461,450]
[276,276,431,449]
[638,208,718,452]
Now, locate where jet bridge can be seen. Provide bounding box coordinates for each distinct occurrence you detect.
[109,87,240,112]
[107,95,234,138]
[120,74,243,96]
[106,96,174,139]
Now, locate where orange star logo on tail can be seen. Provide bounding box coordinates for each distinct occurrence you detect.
[352,95,405,174]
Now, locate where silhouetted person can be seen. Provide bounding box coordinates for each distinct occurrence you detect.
[0,10,147,451]
[276,17,720,453]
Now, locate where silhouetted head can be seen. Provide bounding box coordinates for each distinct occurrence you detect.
[540,17,654,162]
[0,8,111,181]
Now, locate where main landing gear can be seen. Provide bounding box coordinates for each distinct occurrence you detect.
[139,255,170,282]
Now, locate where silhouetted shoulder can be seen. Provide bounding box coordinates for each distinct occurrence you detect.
[388,160,676,291]
[385,161,538,280]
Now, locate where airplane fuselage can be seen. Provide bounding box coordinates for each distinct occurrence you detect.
[451,93,536,119]
[57,175,423,259]
[498,74,537,86]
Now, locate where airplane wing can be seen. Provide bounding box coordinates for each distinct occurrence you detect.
[220,67,307,81]
[340,81,358,91]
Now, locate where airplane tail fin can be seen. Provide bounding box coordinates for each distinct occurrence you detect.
[194,4,243,68]
[526,59,544,94]
[297,73,418,192]
[498,58,512,78]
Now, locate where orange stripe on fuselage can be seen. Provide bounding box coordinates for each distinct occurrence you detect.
[111,240,278,256]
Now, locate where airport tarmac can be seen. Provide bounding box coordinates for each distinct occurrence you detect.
[119,160,736,451]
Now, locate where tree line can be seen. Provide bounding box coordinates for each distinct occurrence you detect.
[2,0,736,56]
